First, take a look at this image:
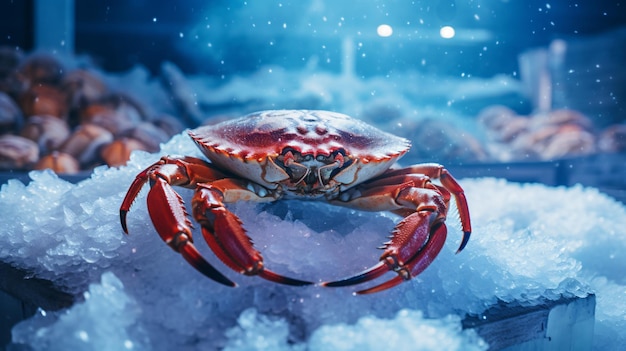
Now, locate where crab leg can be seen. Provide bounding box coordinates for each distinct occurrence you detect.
[147,177,236,286]
[120,156,236,286]
[120,156,230,232]
[120,155,312,287]
[382,164,471,251]
[192,179,312,286]
[323,165,470,294]
[324,210,447,294]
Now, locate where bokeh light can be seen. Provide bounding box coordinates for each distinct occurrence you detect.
[440,25,455,39]
[377,24,393,37]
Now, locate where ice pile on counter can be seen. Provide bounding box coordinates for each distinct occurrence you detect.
[2,132,625,350]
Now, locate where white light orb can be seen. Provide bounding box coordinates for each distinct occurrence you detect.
[377,24,393,37]
[440,25,455,39]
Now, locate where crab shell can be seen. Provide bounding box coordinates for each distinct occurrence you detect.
[188,110,410,192]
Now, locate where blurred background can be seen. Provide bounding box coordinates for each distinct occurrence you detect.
[1,0,625,197]
[3,1,625,78]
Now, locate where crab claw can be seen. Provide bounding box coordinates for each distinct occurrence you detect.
[193,185,313,287]
[178,239,236,287]
[144,177,237,287]
[121,156,312,288]
[457,230,471,253]
[119,159,235,286]
[257,269,313,286]
[321,210,447,294]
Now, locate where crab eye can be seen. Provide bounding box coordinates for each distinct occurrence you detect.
[333,148,346,158]
[281,147,297,156]
[329,154,353,179]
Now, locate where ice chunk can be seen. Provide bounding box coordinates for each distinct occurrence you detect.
[11,272,148,351]
[222,309,487,351]
[223,308,302,351]
[308,310,487,351]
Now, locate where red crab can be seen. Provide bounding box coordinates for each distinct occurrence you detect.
[120,110,471,294]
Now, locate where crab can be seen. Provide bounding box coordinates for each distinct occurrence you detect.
[120,110,471,294]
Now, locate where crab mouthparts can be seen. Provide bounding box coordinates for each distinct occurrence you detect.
[278,149,350,188]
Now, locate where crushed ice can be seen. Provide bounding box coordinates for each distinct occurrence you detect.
[1,132,625,350]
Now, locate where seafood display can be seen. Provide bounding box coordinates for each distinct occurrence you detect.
[0,50,183,174]
[479,106,600,162]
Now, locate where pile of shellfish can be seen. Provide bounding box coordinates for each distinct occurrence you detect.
[479,105,626,162]
[0,48,184,174]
